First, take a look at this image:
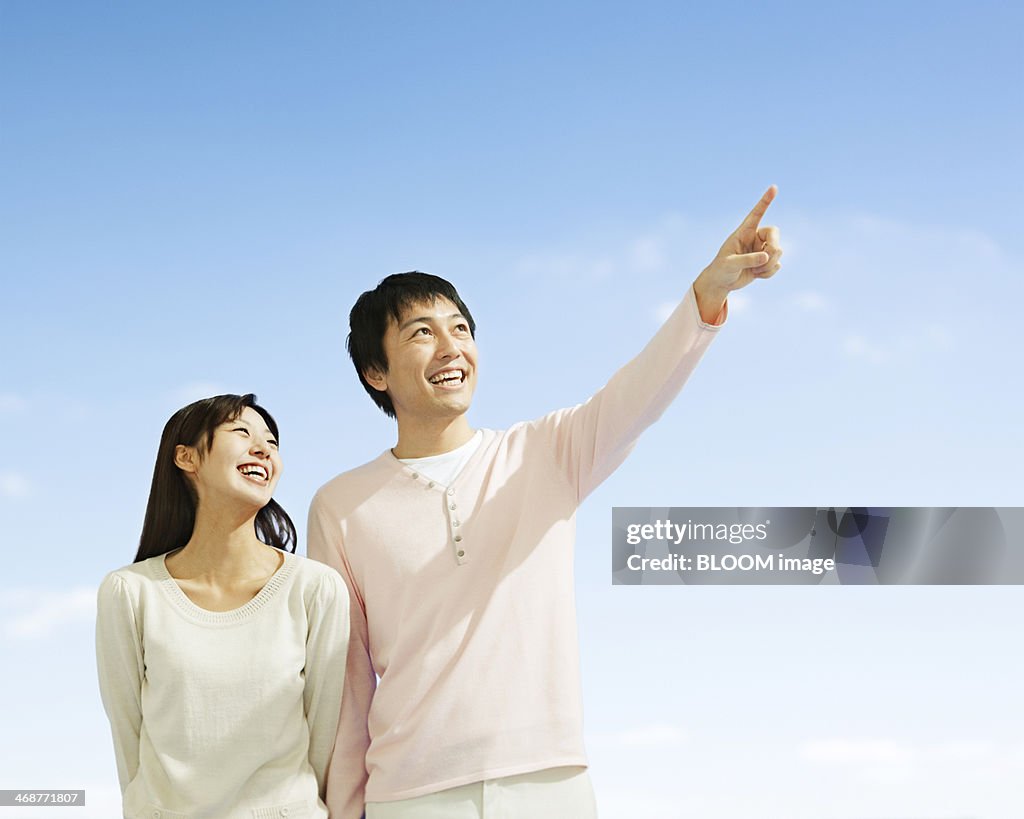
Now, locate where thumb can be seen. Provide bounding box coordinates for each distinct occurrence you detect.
[726,251,769,271]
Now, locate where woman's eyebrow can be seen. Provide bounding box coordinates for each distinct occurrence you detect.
[226,418,274,436]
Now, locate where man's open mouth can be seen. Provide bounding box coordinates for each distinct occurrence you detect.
[428,369,465,386]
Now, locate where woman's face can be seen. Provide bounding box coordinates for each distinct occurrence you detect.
[182,406,283,511]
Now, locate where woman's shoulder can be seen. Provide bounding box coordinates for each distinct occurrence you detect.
[287,553,348,600]
[98,555,163,595]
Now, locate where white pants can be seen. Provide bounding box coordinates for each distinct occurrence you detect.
[365,766,598,819]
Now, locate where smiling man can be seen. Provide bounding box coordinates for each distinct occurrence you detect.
[308,187,783,818]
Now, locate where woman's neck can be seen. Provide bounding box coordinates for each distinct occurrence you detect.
[169,504,278,582]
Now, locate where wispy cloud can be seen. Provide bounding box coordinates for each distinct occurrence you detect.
[799,737,1024,786]
[590,722,684,748]
[0,393,28,412]
[513,212,712,283]
[842,334,890,364]
[0,471,32,499]
[790,291,829,313]
[517,207,1004,371]
[801,738,919,765]
[1,588,97,640]
[842,323,954,365]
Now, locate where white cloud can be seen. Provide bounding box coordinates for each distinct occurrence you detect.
[514,211,714,283]
[0,471,32,499]
[842,323,955,365]
[726,291,751,315]
[790,291,829,312]
[842,333,890,364]
[1,587,97,640]
[590,722,684,748]
[800,738,917,765]
[629,236,667,272]
[517,206,1004,373]
[592,789,681,819]
[799,737,1024,786]
[0,393,28,412]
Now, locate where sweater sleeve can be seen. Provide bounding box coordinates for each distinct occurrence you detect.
[307,492,376,819]
[304,569,350,801]
[95,571,145,794]
[538,284,725,503]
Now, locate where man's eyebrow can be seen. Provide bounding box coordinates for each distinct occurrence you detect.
[398,313,466,331]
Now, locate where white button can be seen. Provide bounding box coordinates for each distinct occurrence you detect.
[280,809,290,817]
[152,812,161,819]
[411,473,419,480]
[454,534,463,542]
[457,550,465,557]
[427,481,435,488]
[447,488,455,495]
[449,503,456,510]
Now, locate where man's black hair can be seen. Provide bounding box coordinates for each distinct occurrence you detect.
[347,271,476,418]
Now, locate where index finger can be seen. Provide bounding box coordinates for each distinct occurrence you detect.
[739,185,778,231]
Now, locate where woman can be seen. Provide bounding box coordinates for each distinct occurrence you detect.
[96,394,349,819]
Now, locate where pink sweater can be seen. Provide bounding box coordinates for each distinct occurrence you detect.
[308,286,724,817]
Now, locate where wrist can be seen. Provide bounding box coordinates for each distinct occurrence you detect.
[693,269,729,323]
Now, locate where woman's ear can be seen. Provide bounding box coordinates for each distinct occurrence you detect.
[174,444,199,474]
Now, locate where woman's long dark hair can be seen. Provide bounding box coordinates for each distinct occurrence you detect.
[134,393,297,562]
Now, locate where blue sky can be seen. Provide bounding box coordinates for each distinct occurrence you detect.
[2,2,1022,817]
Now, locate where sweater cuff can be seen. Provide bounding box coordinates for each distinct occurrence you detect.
[688,283,728,329]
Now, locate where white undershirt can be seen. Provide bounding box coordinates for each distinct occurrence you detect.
[397,430,483,487]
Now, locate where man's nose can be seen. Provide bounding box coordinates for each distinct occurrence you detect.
[435,331,460,359]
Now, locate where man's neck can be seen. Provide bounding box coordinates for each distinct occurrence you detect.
[392,415,475,459]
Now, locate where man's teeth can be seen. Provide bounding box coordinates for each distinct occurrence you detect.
[429,370,464,385]
[239,466,268,480]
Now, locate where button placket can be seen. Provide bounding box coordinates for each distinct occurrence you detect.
[446,486,467,564]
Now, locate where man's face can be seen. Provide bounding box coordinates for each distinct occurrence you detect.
[367,296,478,424]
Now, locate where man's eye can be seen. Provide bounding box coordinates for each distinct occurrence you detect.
[455,324,469,333]
[414,327,432,336]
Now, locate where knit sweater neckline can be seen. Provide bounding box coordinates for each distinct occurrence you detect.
[379,428,498,486]
[153,548,297,625]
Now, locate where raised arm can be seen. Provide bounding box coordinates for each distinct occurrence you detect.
[538,187,784,501]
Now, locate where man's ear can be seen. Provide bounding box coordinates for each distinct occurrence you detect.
[363,367,388,393]
[174,444,199,474]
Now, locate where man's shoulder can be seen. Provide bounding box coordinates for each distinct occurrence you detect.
[311,452,393,508]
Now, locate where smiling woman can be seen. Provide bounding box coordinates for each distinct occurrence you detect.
[95,394,350,819]
[134,394,294,561]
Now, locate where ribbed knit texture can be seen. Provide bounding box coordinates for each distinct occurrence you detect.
[96,550,349,819]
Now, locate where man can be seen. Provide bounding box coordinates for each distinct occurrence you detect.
[308,187,783,818]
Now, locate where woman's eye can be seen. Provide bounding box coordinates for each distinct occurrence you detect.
[234,427,249,435]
